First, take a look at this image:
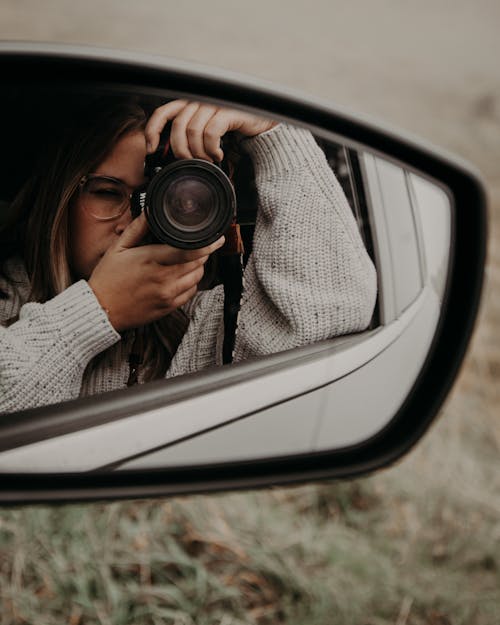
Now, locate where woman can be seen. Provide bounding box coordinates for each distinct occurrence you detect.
[0,96,377,414]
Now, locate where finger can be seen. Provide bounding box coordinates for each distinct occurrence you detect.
[206,108,276,142]
[116,213,149,250]
[169,102,201,159]
[203,110,234,161]
[165,265,205,301]
[185,104,218,161]
[171,284,198,310]
[147,236,225,266]
[165,255,209,280]
[145,99,189,153]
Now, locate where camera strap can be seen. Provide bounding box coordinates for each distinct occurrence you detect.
[126,328,144,387]
[219,221,244,364]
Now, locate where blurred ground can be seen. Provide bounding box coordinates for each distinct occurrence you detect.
[0,2,499,623]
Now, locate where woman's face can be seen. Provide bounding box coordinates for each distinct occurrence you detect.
[69,130,147,280]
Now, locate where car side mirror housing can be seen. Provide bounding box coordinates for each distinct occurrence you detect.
[0,43,487,504]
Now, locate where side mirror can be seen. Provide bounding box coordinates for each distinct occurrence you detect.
[0,43,486,503]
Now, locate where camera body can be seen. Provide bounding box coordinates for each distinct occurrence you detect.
[131,128,236,249]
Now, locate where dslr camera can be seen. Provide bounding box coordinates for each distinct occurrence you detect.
[131,125,236,249]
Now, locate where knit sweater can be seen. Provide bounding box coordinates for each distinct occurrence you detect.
[0,124,377,413]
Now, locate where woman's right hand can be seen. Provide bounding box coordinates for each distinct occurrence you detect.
[88,213,224,332]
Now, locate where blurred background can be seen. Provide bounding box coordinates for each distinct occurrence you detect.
[0,2,499,623]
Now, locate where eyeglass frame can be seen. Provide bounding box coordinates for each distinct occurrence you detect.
[78,174,142,222]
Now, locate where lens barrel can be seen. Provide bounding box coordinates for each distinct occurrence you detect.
[143,159,236,249]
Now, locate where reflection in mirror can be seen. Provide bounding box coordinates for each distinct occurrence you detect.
[0,85,451,473]
[0,88,377,412]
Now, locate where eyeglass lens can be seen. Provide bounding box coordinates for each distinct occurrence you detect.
[81,177,129,220]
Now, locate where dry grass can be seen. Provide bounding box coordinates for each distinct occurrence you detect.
[0,468,498,624]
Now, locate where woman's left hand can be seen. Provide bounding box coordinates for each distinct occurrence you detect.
[145,100,277,162]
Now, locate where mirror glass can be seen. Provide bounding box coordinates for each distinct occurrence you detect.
[0,84,451,473]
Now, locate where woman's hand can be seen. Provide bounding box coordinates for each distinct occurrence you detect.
[145,100,277,162]
[88,213,224,332]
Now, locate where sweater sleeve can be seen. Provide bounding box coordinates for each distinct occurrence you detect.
[232,124,377,361]
[0,276,121,414]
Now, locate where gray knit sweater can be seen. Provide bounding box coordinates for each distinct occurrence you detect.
[0,124,377,413]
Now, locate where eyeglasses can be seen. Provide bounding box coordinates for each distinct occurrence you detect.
[78,174,136,221]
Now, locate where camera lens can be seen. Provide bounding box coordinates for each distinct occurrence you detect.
[163,176,217,231]
[144,159,236,249]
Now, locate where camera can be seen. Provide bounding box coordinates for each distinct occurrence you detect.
[131,126,236,249]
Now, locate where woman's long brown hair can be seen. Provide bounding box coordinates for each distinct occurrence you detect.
[0,95,188,381]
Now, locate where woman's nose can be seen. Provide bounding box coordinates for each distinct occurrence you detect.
[114,208,133,235]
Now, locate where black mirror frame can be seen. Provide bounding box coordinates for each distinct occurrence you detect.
[0,43,487,504]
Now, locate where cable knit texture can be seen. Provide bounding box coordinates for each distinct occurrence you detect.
[0,124,377,413]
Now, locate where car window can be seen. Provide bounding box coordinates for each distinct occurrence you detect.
[375,158,423,315]
[359,153,424,323]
